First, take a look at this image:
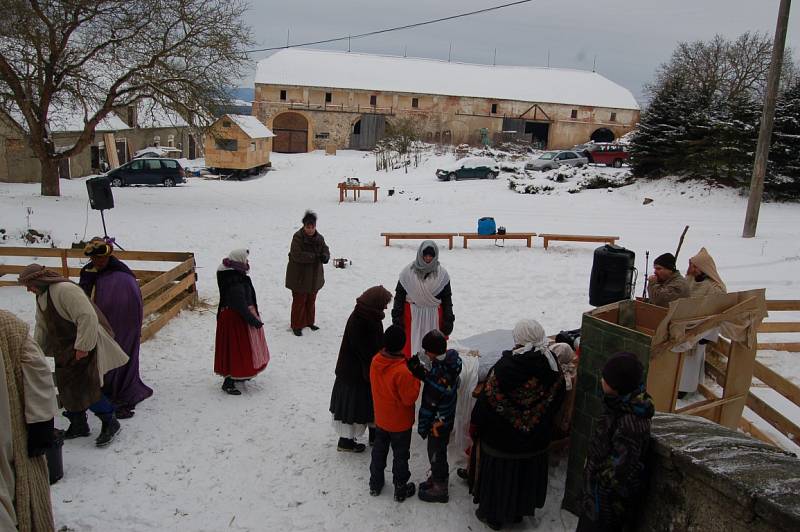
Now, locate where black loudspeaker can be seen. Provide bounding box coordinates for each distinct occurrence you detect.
[589,244,636,306]
[86,177,114,210]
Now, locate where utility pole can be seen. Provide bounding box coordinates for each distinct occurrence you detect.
[743,0,792,238]
[448,42,452,62]
[493,48,497,66]
[286,28,290,48]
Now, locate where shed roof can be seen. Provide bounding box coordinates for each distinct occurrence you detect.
[222,114,275,138]
[255,49,639,111]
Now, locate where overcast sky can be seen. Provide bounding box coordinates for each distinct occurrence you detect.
[242,0,799,104]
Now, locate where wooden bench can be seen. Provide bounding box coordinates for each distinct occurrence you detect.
[459,232,537,249]
[539,233,619,250]
[380,232,459,250]
[338,181,379,203]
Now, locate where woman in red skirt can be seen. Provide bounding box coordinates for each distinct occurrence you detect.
[214,249,270,395]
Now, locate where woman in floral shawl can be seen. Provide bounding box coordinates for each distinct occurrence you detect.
[469,319,565,530]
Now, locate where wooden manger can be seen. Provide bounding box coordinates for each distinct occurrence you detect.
[0,246,198,342]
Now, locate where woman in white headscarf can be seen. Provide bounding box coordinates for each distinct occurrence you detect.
[214,249,269,395]
[391,240,455,358]
[468,319,564,530]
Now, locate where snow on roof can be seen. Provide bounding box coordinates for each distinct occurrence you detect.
[255,49,639,110]
[224,114,275,138]
[48,110,130,133]
[136,101,189,128]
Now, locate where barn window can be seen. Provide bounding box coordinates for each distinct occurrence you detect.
[570,109,578,119]
[153,135,160,146]
[215,139,238,151]
[279,90,287,101]
[412,97,419,109]
[325,92,332,103]
[249,142,256,152]
[610,112,617,122]
[491,103,498,114]
[222,120,231,128]
[352,120,361,135]
[370,95,377,106]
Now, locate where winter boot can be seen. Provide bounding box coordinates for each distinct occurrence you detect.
[369,484,382,497]
[393,482,416,502]
[95,413,121,447]
[337,437,366,453]
[456,468,469,481]
[308,324,320,331]
[418,475,434,492]
[62,411,90,439]
[292,328,303,336]
[418,479,449,503]
[222,377,241,396]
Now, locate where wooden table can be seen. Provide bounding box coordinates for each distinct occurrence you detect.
[380,232,459,250]
[539,233,619,250]
[338,182,379,203]
[459,232,537,248]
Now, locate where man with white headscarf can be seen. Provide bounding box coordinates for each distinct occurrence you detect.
[391,241,455,358]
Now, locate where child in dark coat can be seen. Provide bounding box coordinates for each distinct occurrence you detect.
[406,329,462,503]
[577,352,655,532]
[369,325,421,502]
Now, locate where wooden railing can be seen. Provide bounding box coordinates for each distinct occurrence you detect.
[702,300,800,448]
[0,246,198,342]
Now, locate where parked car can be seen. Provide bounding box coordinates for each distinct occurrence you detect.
[106,158,186,187]
[436,157,500,180]
[525,150,588,171]
[584,144,630,168]
[132,146,183,159]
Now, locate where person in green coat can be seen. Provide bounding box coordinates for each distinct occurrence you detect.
[285,210,330,336]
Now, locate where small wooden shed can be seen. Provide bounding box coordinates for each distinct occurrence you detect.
[204,114,276,176]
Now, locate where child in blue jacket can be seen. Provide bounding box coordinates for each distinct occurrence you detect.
[407,329,462,503]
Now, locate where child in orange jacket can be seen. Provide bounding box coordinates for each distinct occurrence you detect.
[369,325,421,502]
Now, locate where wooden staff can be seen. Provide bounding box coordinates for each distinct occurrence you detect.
[675,225,689,260]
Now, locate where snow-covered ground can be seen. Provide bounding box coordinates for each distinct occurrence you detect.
[1,149,799,531]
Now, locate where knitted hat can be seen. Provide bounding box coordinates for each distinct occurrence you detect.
[421,329,447,356]
[653,252,677,272]
[383,325,406,353]
[84,237,113,257]
[602,352,644,396]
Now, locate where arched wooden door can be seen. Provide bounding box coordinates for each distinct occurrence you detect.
[273,112,309,153]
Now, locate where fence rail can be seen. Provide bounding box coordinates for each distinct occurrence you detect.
[0,246,198,342]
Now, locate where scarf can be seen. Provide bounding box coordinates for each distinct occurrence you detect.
[398,262,450,355]
[18,264,70,286]
[218,248,250,273]
[354,285,392,320]
[78,256,136,297]
[511,319,558,371]
[0,310,54,531]
[411,240,440,278]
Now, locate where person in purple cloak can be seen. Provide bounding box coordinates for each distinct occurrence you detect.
[79,237,152,418]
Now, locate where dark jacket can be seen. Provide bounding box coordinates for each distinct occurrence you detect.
[217,269,262,327]
[408,348,462,438]
[334,311,385,385]
[581,388,655,528]
[470,348,564,454]
[285,229,330,293]
[391,281,455,336]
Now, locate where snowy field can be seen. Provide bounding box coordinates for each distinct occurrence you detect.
[1,149,800,531]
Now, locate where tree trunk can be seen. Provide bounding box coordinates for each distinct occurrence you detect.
[40,157,61,197]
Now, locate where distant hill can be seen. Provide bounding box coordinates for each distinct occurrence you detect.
[228,87,254,102]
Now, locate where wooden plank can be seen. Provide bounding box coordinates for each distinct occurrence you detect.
[0,246,192,262]
[143,273,194,318]
[0,281,18,287]
[746,391,800,445]
[0,264,164,281]
[538,233,619,240]
[0,247,69,258]
[758,322,800,333]
[140,257,195,300]
[677,394,745,416]
[739,417,780,447]
[114,250,193,262]
[141,293,194,342]
[719,329,758,429]
[766,300,800,311]
[380,232,459,237]
[753,360,800,408]
[757,342,800,352]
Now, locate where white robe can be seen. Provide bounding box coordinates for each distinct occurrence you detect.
[399,265,450,356]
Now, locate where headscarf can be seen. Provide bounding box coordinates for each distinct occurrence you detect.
[550,342,577,390]
[690,247,726,291]
[217,248,250,273]
[354,285,392,320]
[411,240,439,278]
[18,264,70,287]
[511,319,558,371]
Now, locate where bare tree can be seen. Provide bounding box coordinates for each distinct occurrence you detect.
[0,0,253,196]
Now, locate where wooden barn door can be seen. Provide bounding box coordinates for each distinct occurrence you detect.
[273,112,309,153]
[349,114,385,150]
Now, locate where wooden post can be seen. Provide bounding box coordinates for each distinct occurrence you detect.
[719,329,759,428]
[743,0,792,238]
[60,249,69,278]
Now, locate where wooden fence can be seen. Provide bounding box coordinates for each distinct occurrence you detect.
[704,299,800,448]
[0,246,198,342]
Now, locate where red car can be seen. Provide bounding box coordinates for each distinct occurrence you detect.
[584,144,630,168]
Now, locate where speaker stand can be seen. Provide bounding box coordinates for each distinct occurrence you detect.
[99,209,126,250]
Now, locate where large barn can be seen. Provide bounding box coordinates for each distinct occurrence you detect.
[253,49,640,152]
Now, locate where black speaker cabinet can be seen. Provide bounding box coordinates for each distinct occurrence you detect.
[86,177,114,210]
[589,244,636,306]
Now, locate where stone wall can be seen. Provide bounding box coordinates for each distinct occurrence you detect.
[634,413,800,532]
